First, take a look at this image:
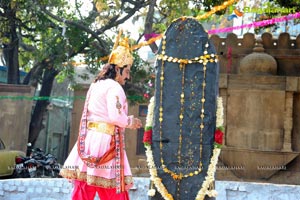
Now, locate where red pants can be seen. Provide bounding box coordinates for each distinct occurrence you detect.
[71,180,130,200]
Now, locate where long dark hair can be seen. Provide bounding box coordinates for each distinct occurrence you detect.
[94,63,117,82]
[94,63,128,82]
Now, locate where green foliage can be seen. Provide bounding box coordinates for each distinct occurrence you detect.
[1,1,70,76]
[158,0,191,26]
[155,0,228,29]
[125,51,155,104]
[195,0,227,14]
[56,63,75,84]
[273,0,300,9]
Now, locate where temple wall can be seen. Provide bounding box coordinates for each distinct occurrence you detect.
[0,84,33,153]
[210,32,300,76]
[1,178,300,200]
[211,33,300,184]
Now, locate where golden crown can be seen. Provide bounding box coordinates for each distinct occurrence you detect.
[108,30,133,68]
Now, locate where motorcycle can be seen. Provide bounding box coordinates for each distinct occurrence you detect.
[12,143,32,178]
[44,153,61,177]
[21,146,61,178]
[13,155,30,178]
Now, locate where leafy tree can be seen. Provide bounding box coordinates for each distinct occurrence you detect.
[0,0,151,146]
[273,0,300,8]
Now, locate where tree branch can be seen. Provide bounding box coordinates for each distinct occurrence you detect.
[40,7,104,44]
[144,0,158,53]
[97,1,151,33]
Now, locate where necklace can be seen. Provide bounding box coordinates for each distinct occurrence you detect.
[157,35,218,182]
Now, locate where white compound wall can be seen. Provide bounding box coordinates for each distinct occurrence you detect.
[0,178,300,200]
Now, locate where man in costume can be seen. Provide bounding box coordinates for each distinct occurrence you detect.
[60,33,143,200]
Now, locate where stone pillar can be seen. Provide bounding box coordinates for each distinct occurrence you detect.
[219,74,228,146]
[151,17,219,200]
[282,92,293,152]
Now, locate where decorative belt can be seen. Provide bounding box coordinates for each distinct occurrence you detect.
[87,121,115,135]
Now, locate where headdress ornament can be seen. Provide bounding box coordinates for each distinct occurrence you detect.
[108,30,134,68]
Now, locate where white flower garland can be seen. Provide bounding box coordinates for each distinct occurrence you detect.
[216,96,224,128]
[144,96,224,200]
[145,96,155,127]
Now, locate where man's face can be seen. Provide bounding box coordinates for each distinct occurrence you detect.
[116,65,131,85]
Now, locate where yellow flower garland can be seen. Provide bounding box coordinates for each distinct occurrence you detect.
[144,96,224,200]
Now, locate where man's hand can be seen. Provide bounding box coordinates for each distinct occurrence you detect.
[133,118,143,129]
[127,117,142,129]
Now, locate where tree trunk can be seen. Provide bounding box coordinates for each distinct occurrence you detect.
[28,67,58,146]
[144,0,158,54]
[3,3,20,84]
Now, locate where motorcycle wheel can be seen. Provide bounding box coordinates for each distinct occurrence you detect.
[36,167,44,178]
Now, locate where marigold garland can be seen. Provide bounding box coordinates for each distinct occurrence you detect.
[172,0,238,22]
[143,96,224,200]
[195,0,238,21]
[131,34,164,51]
